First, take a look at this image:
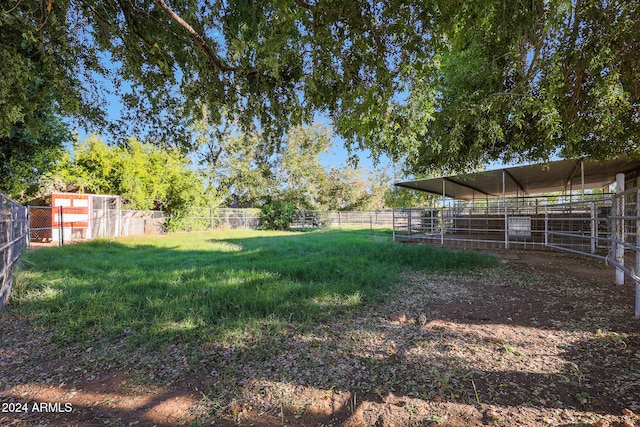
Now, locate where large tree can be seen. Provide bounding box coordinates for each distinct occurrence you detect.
[3,1,638,174]
[46,135,211,215]
[400,0,640,174]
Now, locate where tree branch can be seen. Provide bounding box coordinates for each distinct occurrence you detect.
[78,0,113,27]
[153,0,234,73]
[117,0,155,49]
[294,0,370,25]
[4,0,24,14]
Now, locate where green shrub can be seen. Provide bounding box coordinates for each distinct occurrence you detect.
[260,198,296,230]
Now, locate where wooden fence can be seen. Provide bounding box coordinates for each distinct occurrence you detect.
[0,194,28,310]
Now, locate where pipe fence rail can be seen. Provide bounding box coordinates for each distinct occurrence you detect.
[543,198,612,257]
[393,190,640,316]
[1,194,28,310]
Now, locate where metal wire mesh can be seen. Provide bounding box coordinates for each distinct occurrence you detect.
[545,199,611,257]
[1,194,28,310]
[394,203,550,250]
[28,206,54,242]
[290,210,395,230]
[167,208,260,231]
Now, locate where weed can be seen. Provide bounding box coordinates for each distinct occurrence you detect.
[575,392,591,405]
[501,344,521,356]
[594,329,629,348]
[404,404,418,414]
[425,414,445,424]
[471,379,481,405]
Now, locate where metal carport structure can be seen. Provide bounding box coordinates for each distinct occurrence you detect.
[395,157,640,201]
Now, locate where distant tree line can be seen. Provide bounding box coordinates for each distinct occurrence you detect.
[3,125,431,217]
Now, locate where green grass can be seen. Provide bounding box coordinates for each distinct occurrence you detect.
[11,229,496,347]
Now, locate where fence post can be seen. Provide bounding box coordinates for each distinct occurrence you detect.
[338,211,342,230]
[23,206,28,250]
[615,173,625,285]
[504,206,509,249]
[59,206,64,246]
[440,207,445,245]
[370,213,373,234]
[636,186,640,317]
[590,201,596,254]
[392,205,396,241]
[27,206,31,249]
[544,205,548,247]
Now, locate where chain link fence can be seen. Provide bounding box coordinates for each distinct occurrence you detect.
[89,209,165,238]
[28,206,166,244]
[170,209,396,232]
[167,208,261,231]
[29,206,55,244]
[1,194,28,310]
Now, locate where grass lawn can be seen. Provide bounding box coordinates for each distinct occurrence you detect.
[13,229,496,348]
[4,230,639,426]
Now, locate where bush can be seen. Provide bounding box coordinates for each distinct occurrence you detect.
[260,199,296,230]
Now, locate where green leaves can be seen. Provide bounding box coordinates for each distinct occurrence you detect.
[50,135,212,214]
[3,0,638,176]
[0,111,69,202]
[259,198,296,231]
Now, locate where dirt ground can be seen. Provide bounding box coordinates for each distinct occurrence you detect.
[1,250,639,426]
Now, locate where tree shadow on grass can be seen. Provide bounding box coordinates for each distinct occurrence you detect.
[7,235,638,425]
[12,231,496,347]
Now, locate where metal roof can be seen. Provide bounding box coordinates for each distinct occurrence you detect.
[395,157,640,200]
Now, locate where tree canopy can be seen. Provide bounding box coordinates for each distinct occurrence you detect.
[0,110,69,202]
[3,0,638,174]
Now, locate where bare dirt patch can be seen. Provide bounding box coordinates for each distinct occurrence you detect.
[2,250,639,426]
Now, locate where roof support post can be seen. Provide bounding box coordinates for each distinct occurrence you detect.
[503,170,508,249]
[441,179,445,245]
[392,185,396,242]
[615,173,625,285]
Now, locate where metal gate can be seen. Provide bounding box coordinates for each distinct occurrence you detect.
[28,206,57,245]
[543,188,639,316]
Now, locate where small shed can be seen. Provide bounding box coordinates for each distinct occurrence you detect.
[50,193,121,242]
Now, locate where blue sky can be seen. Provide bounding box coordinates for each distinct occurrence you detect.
[70,90,396,176]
